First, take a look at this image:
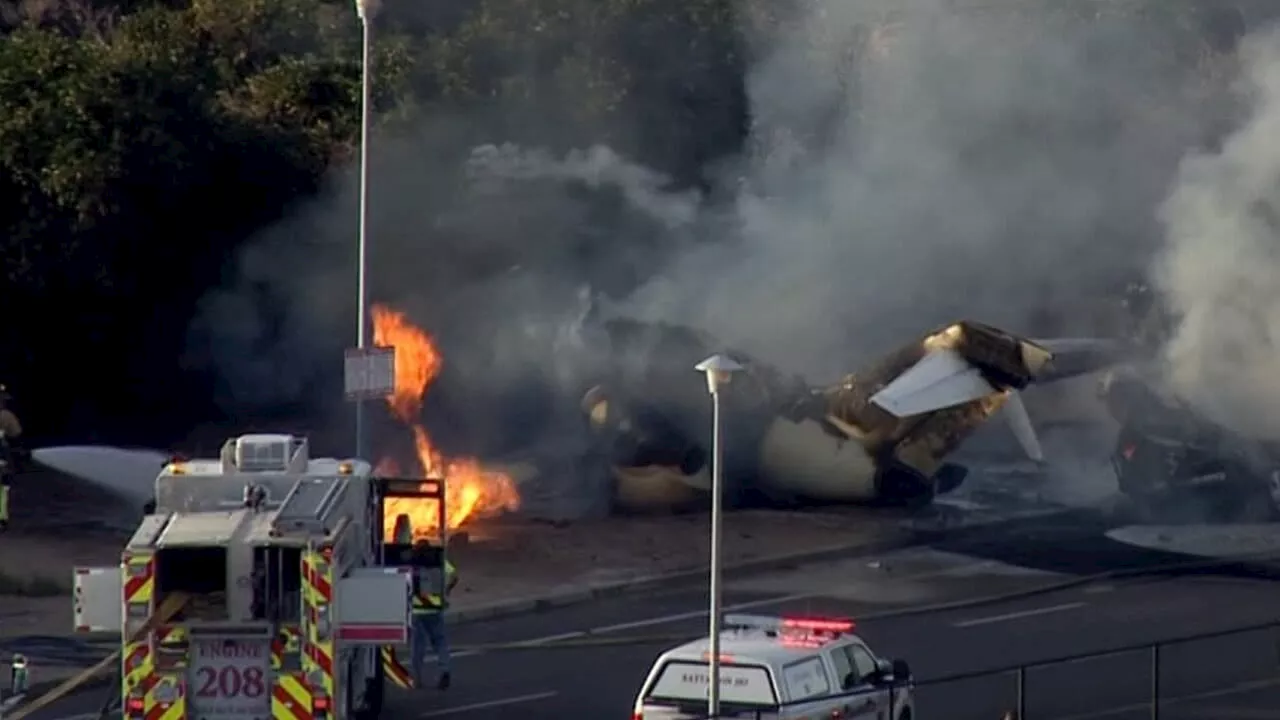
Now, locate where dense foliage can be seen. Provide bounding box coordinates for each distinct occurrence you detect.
[0,0,1263,446]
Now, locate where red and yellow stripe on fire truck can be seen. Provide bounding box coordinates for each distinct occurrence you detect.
[122,552,186,720]
[302,547,336,713]
[122,552,155,712]
[380,646,413,689]
[272,625,311,720]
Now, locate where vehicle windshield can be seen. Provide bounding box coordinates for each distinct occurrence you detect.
[644,660,777,708]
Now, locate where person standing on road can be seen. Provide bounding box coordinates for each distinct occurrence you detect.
[0,385,24,529]
[410,540,458,690]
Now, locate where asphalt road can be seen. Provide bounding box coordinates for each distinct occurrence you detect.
[411,576,1280,720]
[23,525,1280,720]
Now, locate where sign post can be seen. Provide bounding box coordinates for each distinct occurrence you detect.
[344,347,396,402]
[346,346,395,462]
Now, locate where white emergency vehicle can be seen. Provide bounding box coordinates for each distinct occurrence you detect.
[632,614,915,720]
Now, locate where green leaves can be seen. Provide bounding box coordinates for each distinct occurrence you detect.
[0,28,117,219]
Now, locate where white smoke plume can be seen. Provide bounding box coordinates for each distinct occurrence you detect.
[466,144,701,230]
[1156,26,1280,438]
[189,0,1248,456]
[620,0,1212,378]
[455,1,1225,380]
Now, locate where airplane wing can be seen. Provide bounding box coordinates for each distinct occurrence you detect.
[1000,390,1044,461]
[1030,337,1129,382]
[869,347,1049,460]
[869,348,997,417]
[868,324,1126,418]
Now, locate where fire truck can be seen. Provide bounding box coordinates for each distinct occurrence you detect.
[70,433,448,720]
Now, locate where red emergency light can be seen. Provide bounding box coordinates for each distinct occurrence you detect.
[781,617,855,633]
[779,638,828,649]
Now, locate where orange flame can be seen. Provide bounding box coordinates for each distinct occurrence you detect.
[371,304,520,538]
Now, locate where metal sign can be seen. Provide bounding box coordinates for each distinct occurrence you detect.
[344,346,395,401]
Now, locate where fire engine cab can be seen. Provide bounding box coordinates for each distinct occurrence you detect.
[633,614,915,720]
[71,433,449,720]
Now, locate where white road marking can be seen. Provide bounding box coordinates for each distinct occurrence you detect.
[445,555,1057,663]
[587,592,815,634]
[1083,584,1114,594]
[443,593,814,662]
[519,631,583,643]
[419,691,558,717]
[1176,706,1280,719]
[569,558,1014,637]
[952,601,1087,628]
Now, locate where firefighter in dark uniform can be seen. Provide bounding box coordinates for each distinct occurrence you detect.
[0,385,23,529]
[409,540,458,690]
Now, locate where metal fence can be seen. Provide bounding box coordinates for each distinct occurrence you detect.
[684,618,1280,720]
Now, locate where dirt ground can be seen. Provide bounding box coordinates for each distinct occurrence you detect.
[0,465,910,637]
[0,503,906,609]
[448,510,907,607]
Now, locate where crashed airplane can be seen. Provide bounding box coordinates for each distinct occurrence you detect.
[583,319,1123,512]
[30,312,1122,520]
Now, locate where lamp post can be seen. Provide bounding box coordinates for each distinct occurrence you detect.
[353,0,378,461]
[694,353,743,719]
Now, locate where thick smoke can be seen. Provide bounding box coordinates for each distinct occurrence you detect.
[189,0,1239,460]
[1156,26,1280,438]
[623,0,1215,378]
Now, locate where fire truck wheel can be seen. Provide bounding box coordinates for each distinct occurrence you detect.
[352,653,385,720]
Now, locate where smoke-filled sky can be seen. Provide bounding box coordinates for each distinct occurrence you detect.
[188,0,1275,453]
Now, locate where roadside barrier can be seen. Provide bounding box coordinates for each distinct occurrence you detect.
[667,617,1280,720]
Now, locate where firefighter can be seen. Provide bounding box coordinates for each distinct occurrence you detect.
[409,540,458,690]
[0,385,22,529]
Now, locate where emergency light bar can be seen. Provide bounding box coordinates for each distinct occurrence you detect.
[723,614,855,634]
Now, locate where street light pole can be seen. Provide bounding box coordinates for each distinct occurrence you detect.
[695,353,743,719]
[353,0,378,461]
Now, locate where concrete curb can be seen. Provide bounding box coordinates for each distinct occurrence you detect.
[443,540,1280,654]
[446,507,1085,626]
[446,533,912,625]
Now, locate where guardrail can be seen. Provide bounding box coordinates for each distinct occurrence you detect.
[680,617,1280,720]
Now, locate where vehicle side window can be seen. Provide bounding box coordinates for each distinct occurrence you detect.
[845,643,878,683]
[781,657,831,702]
[828,648,853,688]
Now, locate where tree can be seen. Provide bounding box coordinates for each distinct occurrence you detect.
[0,0,413,442]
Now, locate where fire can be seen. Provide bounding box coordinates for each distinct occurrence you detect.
[371,304,520,537]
